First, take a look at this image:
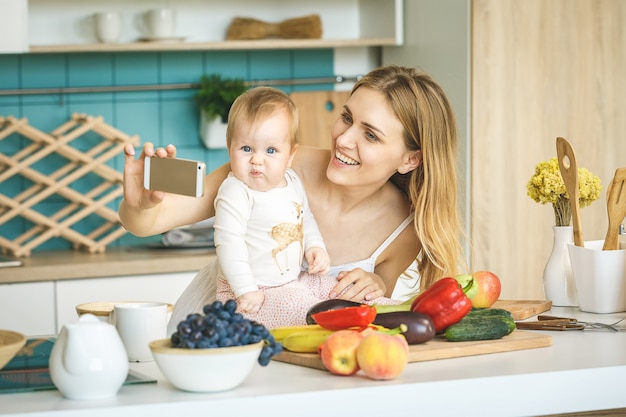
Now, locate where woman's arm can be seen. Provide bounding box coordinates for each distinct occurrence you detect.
[118,143,231,236]
[332,228,418,301]
[373,224,420,297]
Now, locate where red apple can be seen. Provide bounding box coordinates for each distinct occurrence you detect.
[454,270,501,308]
[356,332,409,380]
[319,330,363,376]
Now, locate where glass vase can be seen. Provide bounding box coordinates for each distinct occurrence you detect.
[542,225,578,306]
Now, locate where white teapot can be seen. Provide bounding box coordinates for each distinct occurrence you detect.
[49,313,129,400]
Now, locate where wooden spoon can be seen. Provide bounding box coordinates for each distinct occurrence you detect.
[556,137,583,246]
[602,168,626,250]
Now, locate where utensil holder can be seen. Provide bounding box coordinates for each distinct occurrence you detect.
[568,240,626,313]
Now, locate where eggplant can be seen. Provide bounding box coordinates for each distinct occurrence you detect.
[373,311,436,345]
[305,299,362,324]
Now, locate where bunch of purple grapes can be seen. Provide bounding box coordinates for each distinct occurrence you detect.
[170,299,283,366]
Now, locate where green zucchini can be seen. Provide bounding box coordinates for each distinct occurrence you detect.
[444,315,515,342]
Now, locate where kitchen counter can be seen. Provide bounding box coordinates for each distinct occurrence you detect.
[0,247,215,284]
[2,307,626,417]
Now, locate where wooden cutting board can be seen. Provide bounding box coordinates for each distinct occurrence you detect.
[491,299,552,320]
[273,330,552,370]
[272,299,553,370]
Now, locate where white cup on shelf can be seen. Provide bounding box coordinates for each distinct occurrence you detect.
[94,11,122,43]
[143,8,176,38]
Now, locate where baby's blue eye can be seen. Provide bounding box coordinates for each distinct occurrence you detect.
[242,146,251,152]
[266,148,277,155]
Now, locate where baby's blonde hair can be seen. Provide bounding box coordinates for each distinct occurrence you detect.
[226,86,299,148]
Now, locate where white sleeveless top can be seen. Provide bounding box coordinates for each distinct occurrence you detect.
[326,215,421,301]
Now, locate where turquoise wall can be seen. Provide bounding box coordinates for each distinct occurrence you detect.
[0,49,334,252]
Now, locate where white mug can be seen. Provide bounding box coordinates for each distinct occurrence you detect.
[144,8,176,38]
[111,302,168,362]
[94,12,122,43]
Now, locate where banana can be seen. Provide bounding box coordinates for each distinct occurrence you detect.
[270,324,325,342]
[281,330,335,353]
[373,304,411,314]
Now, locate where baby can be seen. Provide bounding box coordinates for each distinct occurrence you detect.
[213,86,330,324]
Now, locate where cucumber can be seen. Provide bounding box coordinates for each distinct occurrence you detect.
[466,308,513,319]
[457,315,516,333]
[444,315,515,342]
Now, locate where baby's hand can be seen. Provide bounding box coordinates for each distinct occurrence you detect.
[305,246,330,276]
[237,291,264,314]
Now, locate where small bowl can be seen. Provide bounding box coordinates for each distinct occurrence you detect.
[0,330,27,370]
[149,338,263,392]
[76,301,174,322]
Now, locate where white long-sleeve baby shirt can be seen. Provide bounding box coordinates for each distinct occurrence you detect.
[213,168,326,297]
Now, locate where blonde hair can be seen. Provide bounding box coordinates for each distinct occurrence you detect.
[226,86,299,148]
[352,65,465,290]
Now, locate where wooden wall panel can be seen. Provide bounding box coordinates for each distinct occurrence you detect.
[471,0,626,299]
[290,91,351,149]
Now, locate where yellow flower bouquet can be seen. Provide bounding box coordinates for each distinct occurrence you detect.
[527,157,602,226]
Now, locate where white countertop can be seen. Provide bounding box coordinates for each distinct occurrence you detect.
[2,307,626,417]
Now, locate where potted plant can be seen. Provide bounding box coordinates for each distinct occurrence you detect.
[195,74,249,149]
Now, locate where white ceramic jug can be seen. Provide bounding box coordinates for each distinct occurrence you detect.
[49,313,129,400]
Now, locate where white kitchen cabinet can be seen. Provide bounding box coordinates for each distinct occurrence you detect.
[0,281,55,336]
[18,0,402,53]
[55,272,196,333]
[0,273,196,336]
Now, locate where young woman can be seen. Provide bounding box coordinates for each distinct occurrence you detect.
[119,65,465,330]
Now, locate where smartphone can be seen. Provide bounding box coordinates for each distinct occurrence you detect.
[144,156,206,198]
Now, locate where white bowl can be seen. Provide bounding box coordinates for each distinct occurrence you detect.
[149,338,263,392]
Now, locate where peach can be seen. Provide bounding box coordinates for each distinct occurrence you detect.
[356,332,409,380]
[319,330,363,376]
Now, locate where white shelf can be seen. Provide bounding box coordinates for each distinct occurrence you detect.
[3,0,403,54]
[29,37,398,54]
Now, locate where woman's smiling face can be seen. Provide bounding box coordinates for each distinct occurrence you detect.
[327,87,411,188]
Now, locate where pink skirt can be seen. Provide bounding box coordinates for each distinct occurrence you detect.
[216,272,400,329]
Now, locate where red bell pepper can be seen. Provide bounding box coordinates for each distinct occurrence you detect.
[410,277,472,333]
[311,305,377,331]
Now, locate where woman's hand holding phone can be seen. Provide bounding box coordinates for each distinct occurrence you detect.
[122,142,177,210]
